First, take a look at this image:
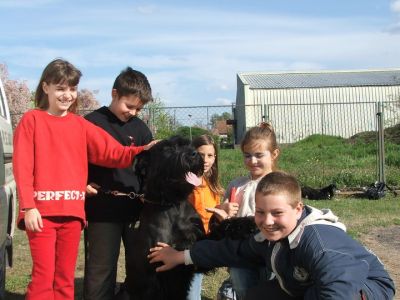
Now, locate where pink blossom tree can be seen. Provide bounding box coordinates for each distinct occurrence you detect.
[77,89,100,116]
[0,63,33,129]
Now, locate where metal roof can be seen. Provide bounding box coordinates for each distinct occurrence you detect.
[238,70,400,89]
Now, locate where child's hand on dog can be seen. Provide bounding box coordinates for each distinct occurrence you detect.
[144,139,160,150]
[148,242,185,272]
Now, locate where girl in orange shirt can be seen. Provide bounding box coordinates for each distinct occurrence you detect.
[187,134,224,299]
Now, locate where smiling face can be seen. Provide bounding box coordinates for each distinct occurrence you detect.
[254,191,303,241]
[242,139,279,180]
[109,89,144,122]
[43,82,78,116]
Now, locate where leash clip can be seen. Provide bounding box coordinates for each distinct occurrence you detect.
[127,192,144,199]
[99,188,143,200]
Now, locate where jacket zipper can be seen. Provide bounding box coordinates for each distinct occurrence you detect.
[271,242,294,297]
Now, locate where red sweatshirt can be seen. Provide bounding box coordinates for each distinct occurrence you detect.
[13,109,144,229]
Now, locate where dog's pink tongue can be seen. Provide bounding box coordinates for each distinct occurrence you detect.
[185,172,202,186]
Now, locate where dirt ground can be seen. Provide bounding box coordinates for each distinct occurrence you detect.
[359,225,400,299]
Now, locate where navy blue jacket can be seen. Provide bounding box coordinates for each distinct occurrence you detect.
[189,206,395,299]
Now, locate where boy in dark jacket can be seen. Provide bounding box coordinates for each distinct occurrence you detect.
[149,171,395,300]
[84,67,154,300]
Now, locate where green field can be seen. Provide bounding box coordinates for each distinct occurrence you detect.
[5,134,400,299]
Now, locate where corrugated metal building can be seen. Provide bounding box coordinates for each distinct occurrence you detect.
[235,69,400,143]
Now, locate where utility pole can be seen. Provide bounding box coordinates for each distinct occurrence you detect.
[188,114,192,140]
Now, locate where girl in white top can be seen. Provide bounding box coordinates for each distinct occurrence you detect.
[210,122,280,300]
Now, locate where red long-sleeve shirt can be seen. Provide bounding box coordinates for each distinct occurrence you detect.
[13,109,144,228]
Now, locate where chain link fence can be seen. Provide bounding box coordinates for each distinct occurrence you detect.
[11,101,399,188]
[234,101,399,188]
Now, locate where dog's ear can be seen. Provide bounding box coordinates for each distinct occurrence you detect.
[134,151,151,191]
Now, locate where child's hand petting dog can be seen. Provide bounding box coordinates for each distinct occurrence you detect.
[148,242,185,272]
[143,139,160,150]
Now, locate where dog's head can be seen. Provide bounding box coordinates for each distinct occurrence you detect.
[135,136,204,204]
[322,183,337,199]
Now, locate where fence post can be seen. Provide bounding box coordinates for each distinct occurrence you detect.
[206,107,209,130]
[376,102,385,183]
[263,104,269,121]
[320,103,325,135]
[260,104,264,122]
[231,103,236,145]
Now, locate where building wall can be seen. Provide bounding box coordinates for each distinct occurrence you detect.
[235,83,400,143]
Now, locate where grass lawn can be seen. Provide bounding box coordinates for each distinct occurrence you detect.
[6,195,399,299]
[5,135,400,299]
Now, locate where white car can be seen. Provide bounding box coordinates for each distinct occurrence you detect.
[0,78,16,300]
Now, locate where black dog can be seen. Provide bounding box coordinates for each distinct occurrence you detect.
[208,216,258,241]
[124,136,206,300]
[301,183,337,200]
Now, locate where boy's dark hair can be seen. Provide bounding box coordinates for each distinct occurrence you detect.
[35,58,82,113]
[256,171,302,207]
[113,67,153,104]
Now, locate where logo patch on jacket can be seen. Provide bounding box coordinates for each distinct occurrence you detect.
[293,266,309,282]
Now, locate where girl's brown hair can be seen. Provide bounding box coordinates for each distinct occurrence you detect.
[191,135,224,197]
[240,122,280,170]
[34,58,82,113]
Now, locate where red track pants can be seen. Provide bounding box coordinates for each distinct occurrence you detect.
[25,217,82,300]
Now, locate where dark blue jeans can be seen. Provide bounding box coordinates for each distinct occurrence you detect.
[230,267,272,300]
[83,221,134,300]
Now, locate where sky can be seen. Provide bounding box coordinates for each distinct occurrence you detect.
[1,0,400,107]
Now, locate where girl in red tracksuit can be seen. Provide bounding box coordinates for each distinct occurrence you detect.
[12,58,156,300]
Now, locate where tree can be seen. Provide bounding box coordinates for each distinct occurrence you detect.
[210,111,233,128]
[174,126,211,140]
[0,63,33,129]
[77,89,100,116]
[143,97,176,139]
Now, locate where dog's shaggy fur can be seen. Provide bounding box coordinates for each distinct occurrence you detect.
[301,183,337,200]
[208,216,258,241]
[124,136,206,300]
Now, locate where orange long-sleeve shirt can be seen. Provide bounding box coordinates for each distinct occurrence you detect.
[188,178,220,233]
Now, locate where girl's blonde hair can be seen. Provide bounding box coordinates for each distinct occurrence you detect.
[34,58,82,113]
[240,122,280,169]
[191,135,224,197]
